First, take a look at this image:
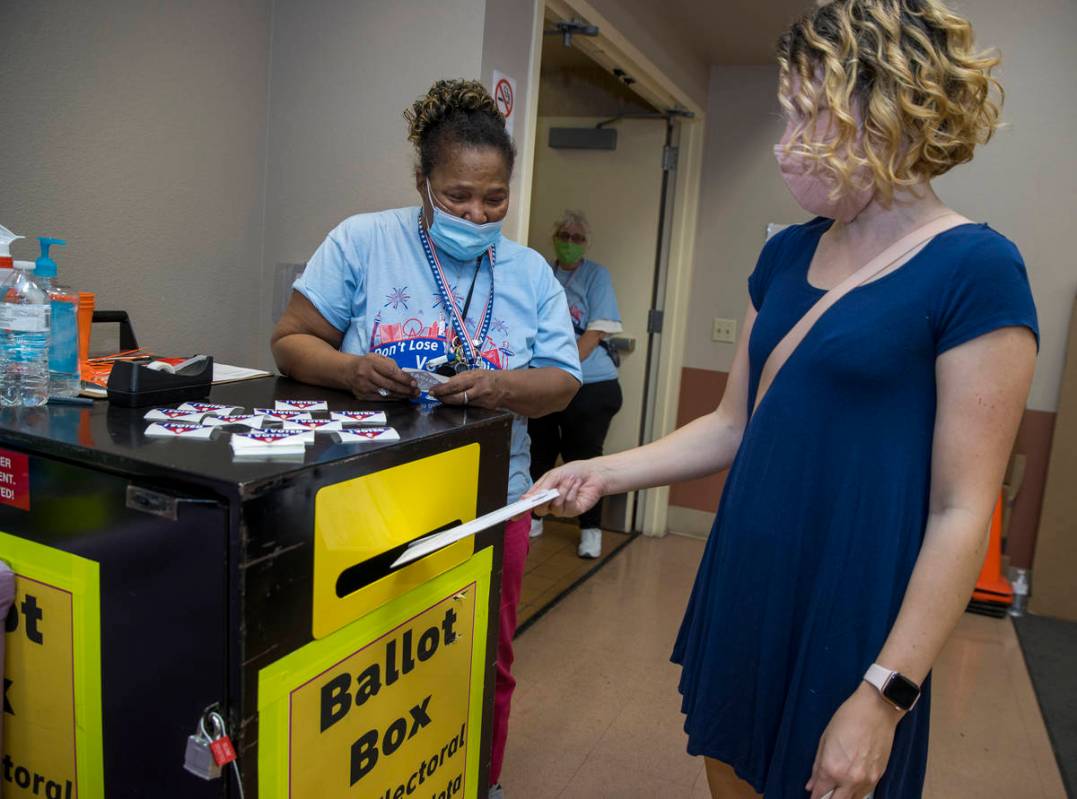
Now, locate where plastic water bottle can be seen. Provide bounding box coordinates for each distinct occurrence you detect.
[0,261,51,407]
[34,238,80,397]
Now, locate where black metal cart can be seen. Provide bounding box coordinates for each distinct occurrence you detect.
[0,378,511,799]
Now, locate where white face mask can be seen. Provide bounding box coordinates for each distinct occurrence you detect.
[774,110,874,224]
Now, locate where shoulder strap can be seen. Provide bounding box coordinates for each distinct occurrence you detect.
[752,213,966,414]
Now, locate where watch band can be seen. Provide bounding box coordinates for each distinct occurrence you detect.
[864,664,894,693]
[863,663,921,711]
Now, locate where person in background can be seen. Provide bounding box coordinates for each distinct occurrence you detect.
[270,79,581,799]
[529,0,1038,796]
[528,210,623,558]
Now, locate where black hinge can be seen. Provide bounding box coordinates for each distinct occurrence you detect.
[662,145,679,172]
[647,309,664,333]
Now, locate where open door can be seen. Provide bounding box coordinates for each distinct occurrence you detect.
[528,76,681,530]
[520,1,705,535]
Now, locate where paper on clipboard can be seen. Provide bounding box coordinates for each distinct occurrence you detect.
[391,489,559,568]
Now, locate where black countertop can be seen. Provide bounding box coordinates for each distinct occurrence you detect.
[0,377,510,499]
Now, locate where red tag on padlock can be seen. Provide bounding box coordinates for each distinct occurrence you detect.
[209,735,237,766]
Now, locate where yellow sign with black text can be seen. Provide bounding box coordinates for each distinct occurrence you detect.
[0,531,103,799]
[260,549,492,799]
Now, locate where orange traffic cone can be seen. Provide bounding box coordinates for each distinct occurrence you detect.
[967,494,1012,618]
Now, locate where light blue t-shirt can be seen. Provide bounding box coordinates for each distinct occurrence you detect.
[553,258,622,384]
[294,206,582,502]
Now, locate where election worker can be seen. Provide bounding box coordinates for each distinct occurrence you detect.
[528,209,623,558]
[271,78,582,798]
[529,1,1038,796]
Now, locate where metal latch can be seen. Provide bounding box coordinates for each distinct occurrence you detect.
[126,485,179,520]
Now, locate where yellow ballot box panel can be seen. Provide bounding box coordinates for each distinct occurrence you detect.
[260,548,492,799]
[313,444,481,639]
[0,532,103,799]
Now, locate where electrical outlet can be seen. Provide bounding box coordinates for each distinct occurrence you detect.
[712,317,737,343]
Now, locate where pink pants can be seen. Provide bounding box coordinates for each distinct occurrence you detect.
[490,514,530,786]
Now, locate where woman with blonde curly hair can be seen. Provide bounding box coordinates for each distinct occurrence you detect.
[530,1,1038,796]
[272,79,581,798]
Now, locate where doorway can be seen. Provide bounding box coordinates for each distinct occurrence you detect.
[526,12,686,533]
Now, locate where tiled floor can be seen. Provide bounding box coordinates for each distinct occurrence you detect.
[518,518,634,628]
[501,534,1067,798]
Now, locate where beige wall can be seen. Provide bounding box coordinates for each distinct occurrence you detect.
[683,65,806,375]
[0,0,544,370]
[0,0,272,366]
[685,0,1077,413]
[481,0,543,243]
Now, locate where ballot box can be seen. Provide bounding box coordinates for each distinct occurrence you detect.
[0,377,511,799]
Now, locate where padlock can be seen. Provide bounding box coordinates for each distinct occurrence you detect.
[209,734,237,766]
[183,715,224,780]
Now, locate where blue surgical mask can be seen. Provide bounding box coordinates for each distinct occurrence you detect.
[426,180,503,261]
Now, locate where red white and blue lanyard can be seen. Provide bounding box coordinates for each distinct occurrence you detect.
[417,211,496,370]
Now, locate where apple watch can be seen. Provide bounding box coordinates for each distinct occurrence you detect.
[863,663,921,711]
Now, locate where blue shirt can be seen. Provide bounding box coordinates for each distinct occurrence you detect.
[553,258,622,384]
[294,206,582,502]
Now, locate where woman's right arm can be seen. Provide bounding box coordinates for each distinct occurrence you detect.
[530,301,757,516]
[271,292,418,400]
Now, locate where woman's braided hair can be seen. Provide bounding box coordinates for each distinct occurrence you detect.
[404,79,516,178]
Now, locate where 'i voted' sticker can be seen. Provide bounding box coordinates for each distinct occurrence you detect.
[281,420,344,432]
[144,409,206,423]
[329,411,389,425]
[177,402,242,415]
[274,400,330,412]
[145,422,216,439]
[252,409,314,422]
[231,430,315,447]
[202,414,267,429]
[330,427,400,443]
[230,430,311,456]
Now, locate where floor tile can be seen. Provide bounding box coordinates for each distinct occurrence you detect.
[501,535,1067,799]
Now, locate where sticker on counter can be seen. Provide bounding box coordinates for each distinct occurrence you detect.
[275,400,329,412]
[330,411,389,425]
[252,410,314,422]
[202,414,267,429]
[0,532,104,798]
[231,430,314,455]
[281,420,344,433]
[0,448,30,511]
[330,427,400,443]
[144,408,206,423]
[145,422,216,439]
[176,402,242,415]
[258,552,491,799]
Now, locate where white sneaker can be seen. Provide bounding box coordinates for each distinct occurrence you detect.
[578,527,601,558]
[529,516,544,538]
[489,784,504,799]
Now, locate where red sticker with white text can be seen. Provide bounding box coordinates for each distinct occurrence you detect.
[0,448,30,511]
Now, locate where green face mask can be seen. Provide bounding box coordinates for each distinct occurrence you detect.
[554,240,585,265]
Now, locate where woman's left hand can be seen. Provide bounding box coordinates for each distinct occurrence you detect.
[427,369,507,410]
[807,682,902,799]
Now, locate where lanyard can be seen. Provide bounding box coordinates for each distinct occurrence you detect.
[417,211,495,369]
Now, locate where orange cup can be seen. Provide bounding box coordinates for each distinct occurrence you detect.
[78,291,96,369]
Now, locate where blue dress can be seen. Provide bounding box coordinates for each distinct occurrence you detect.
[671,218,1039,798]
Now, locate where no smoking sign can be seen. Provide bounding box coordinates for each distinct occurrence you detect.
[491,71,516,135]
